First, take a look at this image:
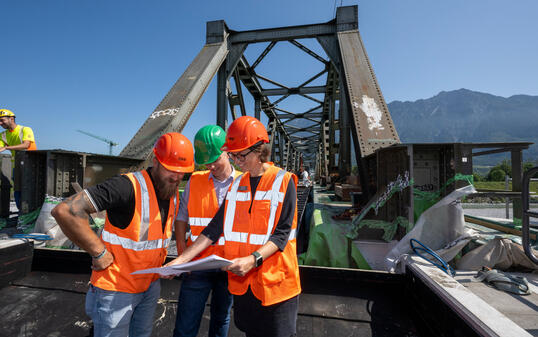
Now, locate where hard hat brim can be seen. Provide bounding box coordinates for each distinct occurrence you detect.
[221,139,268,153]
[159,160,195,173]
[195,151,221,165]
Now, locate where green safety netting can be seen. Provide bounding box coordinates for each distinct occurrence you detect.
[413,173,473,220]
[353,216,412,242]
[17,207,42,233]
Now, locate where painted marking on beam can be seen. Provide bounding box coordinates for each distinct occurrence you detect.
[356,95,384,132]
[150,107,180,119]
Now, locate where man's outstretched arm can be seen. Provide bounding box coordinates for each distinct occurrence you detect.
[51,191,113,270]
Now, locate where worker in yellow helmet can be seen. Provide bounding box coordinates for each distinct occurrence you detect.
[0,109,37,154]
[0,109,37,209]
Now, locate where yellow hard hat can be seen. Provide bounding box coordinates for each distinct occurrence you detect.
[0,109,15,118]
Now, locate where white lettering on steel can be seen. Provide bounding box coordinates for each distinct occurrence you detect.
[150,107,180,119]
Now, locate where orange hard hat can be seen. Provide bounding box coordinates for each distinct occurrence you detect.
[221,116,269,152]
[153,132,194,173]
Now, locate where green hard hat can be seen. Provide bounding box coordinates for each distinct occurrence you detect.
[194,125,227,165]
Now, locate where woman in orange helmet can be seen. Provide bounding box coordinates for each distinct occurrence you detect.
[166,116,301,337]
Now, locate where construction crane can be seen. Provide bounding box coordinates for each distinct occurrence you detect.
[77,129,118,155]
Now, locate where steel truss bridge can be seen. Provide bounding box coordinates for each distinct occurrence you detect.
[120,5,400,199]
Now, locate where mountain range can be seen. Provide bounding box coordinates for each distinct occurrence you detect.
[388,89,538,165]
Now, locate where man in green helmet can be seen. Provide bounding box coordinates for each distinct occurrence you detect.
[173,125,240,337]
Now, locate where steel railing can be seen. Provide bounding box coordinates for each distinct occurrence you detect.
[521,167,538,264]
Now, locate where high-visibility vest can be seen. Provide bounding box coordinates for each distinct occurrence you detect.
[222,164,301,306]
[186,170,241,260]
[90,170,179,293]
[2,125,37,158]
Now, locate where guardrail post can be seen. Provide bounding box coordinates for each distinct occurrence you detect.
[522,167,538,265]
[505,174,510,219]
[511,150,523,219]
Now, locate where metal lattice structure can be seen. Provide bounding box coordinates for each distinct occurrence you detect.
[120,6,399,198]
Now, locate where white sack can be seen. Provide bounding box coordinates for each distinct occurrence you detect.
[34,195,63,234]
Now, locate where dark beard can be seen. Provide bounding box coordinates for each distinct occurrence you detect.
[153,174,179,200]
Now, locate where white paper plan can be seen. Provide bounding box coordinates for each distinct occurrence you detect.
[131,255,233,276]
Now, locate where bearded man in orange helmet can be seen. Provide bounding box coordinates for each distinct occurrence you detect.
[52,132,194,337]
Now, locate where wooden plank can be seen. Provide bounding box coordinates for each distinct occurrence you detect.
[464,215,537,240]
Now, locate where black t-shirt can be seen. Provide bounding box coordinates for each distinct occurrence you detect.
[201,175,297,251]
[85,168,170,231]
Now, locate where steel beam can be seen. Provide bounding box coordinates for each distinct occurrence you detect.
[336,14,399,157]
[261,86,326,96]
[232,69,247,116]
[216,63,228,128]
[276,112,323,120]
[338,65,351,177]
[230,22,336,44]
[254,99,261,120]
[252,41,277,69]
[279,131,285,167]
[288,40,327,64]
[120,35,229,164]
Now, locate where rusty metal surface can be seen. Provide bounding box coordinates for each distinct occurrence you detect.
[120,39,229,164]
[375,146,412,227]
[18,150,142,212]
[338,30,400,157]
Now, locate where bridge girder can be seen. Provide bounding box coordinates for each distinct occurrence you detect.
[121,5,400,196]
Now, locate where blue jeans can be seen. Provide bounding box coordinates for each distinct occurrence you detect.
[173,269,233,337]
[14,190,20,210]
[86,280,161,337]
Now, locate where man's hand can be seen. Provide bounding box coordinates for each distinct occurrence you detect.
[159,255,190,280]
[91,250,114,271]
[164,255,189,267]
[224,256,256,277]
[159,234,214,279]
[0,147,6,153]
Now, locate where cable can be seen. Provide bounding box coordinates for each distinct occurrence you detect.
[410,239,455,277]
[11,233,52,241]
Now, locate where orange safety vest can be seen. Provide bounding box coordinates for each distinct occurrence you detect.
[186,170,241,260]
[90,170,179,293]
[222,164,301,306]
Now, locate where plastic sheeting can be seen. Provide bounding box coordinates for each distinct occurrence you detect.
[385,184,477,273]
[298,207,371,269]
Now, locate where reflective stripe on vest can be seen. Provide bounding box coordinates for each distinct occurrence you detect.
[133,171,151,241]
[101,229,171,251]
[100,171,178,251]
[1,126,24,145]
[187,217,225,245]
[223,169,287,245]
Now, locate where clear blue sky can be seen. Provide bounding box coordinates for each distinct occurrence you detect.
[2,0,537,156]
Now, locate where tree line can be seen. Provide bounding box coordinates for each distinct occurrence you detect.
[474,159,538,182]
